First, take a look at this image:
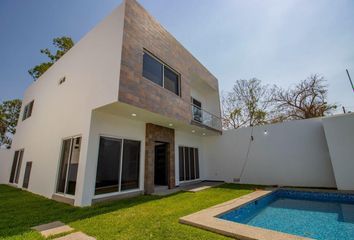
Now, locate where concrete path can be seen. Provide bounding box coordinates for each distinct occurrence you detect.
[152,181,224,196]
[182,181,223,192]
[32,221,73,238]
[53,232,96,240]
[32,221,96,239]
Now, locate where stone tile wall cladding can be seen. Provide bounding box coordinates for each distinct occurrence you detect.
[145,123,175,194]
[118,0,220,124]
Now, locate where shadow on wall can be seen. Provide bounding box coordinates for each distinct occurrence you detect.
[204,117,337,188]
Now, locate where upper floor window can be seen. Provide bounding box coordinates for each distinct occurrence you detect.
[143,51,180,96]
[22,100,34,121]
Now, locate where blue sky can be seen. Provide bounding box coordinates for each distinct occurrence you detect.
[1,0,353,110]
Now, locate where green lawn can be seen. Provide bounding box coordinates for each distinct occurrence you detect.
[0,184,259,240]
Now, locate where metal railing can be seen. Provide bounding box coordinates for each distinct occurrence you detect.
[191,104,222,131]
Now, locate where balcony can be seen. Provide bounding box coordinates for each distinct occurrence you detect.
[191,104,222,132]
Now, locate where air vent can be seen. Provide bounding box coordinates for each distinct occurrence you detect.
[58,77,66,85]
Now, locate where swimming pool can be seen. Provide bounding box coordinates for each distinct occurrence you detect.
[219,189,354,240]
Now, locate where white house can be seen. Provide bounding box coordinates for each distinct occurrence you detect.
[7,0,222,207]
[3,0,354,207]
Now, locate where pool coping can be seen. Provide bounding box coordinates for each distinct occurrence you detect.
[179,188,313,240]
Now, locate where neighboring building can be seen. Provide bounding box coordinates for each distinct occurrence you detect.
[8,0,222,206]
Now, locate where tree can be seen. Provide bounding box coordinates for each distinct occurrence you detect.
[28,36,74,80]
[222,78,274,129]
[272,74,337,120]
[0,99,22,148]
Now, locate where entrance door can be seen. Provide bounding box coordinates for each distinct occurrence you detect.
[154,142,168,186]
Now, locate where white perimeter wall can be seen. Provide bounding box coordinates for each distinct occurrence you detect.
[204,118,337,188]
[10,3,125,205]
[323,113,354,190]
[0,149,13,184]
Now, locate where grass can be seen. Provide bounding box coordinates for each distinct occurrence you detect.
[0,183,260,240]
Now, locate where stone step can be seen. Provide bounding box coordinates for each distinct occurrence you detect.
[32,221,74,238]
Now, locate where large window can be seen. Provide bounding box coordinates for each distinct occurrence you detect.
[142,53,163,86]
[95,137,122,195]
[164,67,179,95]
[22,100,34,121]
[9,149,24,184]
[95,137,141,195]
[56,136,81,195]
[179,147,200,182]
[142,51,180,96]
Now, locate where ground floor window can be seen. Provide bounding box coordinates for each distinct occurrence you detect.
[179,146,199,181]
[56,136,81,195]
[95,136,140,195]
[22,162,32,189]
[9,149,24,184]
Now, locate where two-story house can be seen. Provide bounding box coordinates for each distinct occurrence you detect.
[9,0,222,206]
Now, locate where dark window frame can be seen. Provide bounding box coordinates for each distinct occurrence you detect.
[22,100,34,121]
[191,97,203,123]
[178,146,200,182]
[121,139,141,191]
[95,136,122,195]
[142,50,181,96]
[95,136,141,196]
[22,161,32,189]
[56,136,81,196]
[9,149,24,184]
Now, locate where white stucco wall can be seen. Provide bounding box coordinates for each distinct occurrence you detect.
[190,88,221,118]
[0,149,13,184]
[203,127,252,182]
[322,113,354,190]
[204,118,337,188]
[79,110,146,206]
[10,3,125,204]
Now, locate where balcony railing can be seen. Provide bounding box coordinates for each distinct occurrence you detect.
[191,104,222,131]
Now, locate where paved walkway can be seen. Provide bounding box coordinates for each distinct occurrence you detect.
[32,221,95,239]
[54,232,95,240]
[32,221,73,238]
[152,181,224,196]
[182,181,224,192]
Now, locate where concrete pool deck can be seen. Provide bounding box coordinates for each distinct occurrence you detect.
[179,189,312,240]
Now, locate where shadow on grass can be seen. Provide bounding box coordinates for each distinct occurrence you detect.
[0,185,162,239]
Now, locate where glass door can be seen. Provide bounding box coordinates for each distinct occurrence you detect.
[56,136,81,195]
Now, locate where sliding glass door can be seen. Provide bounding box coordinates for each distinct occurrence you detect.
[121,140,140,191]
[56,136,81,195]
[95,137,122,195]
[179,146,200,182]
[95,136,140,195]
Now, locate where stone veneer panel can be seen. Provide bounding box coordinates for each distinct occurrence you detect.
[145,123,175,194]
[118,0,220,124]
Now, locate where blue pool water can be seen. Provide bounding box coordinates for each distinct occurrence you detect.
[219,190,354,240]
